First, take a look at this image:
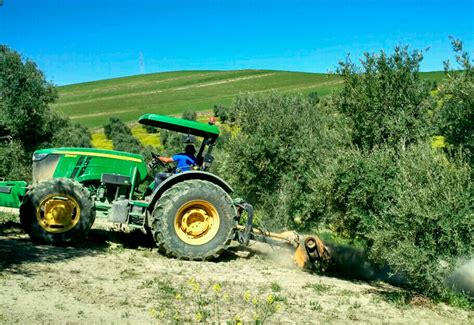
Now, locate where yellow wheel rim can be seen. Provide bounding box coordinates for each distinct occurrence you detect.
[36,194,81,233]
[174,200,220,245]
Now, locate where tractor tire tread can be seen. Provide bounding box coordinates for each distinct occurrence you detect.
[20,178,95,245]
[150,180,236,261]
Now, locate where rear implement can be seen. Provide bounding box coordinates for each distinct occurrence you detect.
[235,201,330,271]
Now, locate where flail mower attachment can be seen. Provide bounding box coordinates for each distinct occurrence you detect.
[234,201,330,271]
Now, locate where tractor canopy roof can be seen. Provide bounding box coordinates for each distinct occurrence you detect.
[138,114,219,139]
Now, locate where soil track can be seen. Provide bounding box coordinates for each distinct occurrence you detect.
[0,218,472,324]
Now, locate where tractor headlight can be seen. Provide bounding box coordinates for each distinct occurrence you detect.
[33,153,49,162]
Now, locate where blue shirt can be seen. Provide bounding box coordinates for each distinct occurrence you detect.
[172,154,197,172]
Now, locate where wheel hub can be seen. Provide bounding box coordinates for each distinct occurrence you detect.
[180,208,211,236]
[174,200,220,245]
[37,195,80,233]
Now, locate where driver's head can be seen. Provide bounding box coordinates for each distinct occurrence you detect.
[185,144,196,155]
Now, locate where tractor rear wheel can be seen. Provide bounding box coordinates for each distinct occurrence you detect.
[20,178,95,245]
[151,180,236,260]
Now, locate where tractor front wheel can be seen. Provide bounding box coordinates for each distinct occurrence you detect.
[151,180,236,260]
[20,178,95,245]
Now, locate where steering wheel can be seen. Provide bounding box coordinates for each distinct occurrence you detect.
[148,152,166,170]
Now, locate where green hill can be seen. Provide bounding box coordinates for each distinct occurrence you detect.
[54,69,444,128]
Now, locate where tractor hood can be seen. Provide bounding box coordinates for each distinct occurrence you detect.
[138,114,219,139]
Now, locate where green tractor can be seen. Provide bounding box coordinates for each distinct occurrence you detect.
[0,114,328,265]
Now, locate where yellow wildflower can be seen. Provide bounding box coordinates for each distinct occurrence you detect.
[148,308,157,317]
[175,293,182,301]
[275,303,281,312]
[252,297,258,305]
[195,311,203,322]
[192,282,201,293]
[212,283,222,294]
[243,290,251,302]
[234,314,243,325]
[266,294,274,305]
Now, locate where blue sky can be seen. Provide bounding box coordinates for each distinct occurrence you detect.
[0,0,472,85]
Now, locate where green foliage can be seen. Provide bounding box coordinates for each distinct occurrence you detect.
[213,104,235,124]
[142,124,158,134]
[336,47,433,150]
[0,141,31,180]
[104,117,132,139]
[328,143,473,298]
[50,118,92,148]
[214,127,231,149]
[218,92,350,229]
[0,45,58,152]
[215,43,473,301]
[181,110,197,121]
[308,91,320,105]
[434,38,474,166]
[0,45,91,179]
[112,133,142,154]
[103,117,143,154]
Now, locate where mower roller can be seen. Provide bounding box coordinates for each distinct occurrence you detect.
[0,113,329,270]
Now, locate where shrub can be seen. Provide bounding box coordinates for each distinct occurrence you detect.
[181,110,197,121]
[218,92,350,229]
[0,141,31,180]
[103,117,132,139]
[0,45,58,152]
[213,104,235,124]
[434,38,474,166]
[336,46,433,150]
[308,91,320,105]
[103,117,142,154]
[328,143,473,298]
[142,124,158,134]
[50,116,92,148]
[112,133,142,154]
[0,45,90,179]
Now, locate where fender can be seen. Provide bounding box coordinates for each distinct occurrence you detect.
[147,171,233,213]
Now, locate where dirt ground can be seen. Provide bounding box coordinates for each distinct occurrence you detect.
[0,215,472,324]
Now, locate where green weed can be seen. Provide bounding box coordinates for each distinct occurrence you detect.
[270,282,282,293]
[303,282,332,294]
[379,291,412,308]
[309,300,323,311]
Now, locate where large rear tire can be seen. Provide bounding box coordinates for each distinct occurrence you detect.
[20,178,95,245]
[151,180,236,260]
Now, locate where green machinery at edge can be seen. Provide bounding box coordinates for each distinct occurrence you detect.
[0,113,329,266]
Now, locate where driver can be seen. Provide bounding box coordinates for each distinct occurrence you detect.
[152,144,197,186]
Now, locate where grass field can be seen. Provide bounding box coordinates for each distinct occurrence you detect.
[54,69,445,128]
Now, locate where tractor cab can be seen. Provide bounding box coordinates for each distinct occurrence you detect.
[138,114,219,171]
